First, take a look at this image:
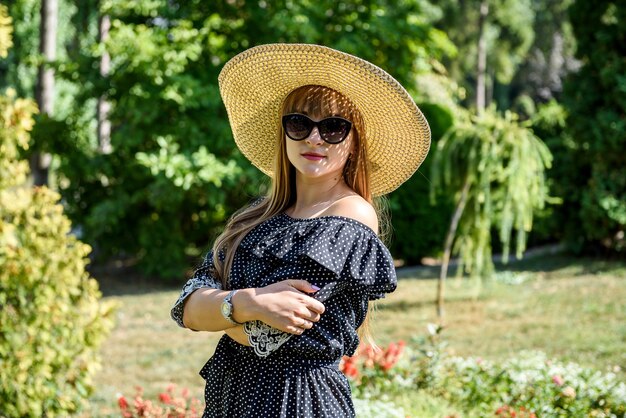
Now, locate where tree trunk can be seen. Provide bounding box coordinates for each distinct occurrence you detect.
[97,12,111,154]
[437,175,472,322]
[476,0,489,114]
[32,0,58,186]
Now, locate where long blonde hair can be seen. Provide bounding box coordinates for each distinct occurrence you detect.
[212,85,388,340]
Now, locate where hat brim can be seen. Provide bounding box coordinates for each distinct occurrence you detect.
[218,43,431,196]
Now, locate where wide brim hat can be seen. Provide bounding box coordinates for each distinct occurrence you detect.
[218,43,431,196]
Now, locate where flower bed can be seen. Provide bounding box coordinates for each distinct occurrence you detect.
[339,325,626,417]
[115,328,625,417]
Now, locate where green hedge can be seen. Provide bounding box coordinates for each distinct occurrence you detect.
[0,43,115,415]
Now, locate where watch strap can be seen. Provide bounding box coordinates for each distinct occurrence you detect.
[223,289,243,325]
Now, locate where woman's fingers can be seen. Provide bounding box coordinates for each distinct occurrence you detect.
[287,279,320,294]
[284,318,312,335]
[295,307,321,323]
[285,280,326,315]
[253,280,326,332]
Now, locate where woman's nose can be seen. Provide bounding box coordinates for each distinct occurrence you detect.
[305,127,324,146]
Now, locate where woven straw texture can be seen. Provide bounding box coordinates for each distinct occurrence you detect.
[218,43,431,196]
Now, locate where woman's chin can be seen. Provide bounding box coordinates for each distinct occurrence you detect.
[294,165,343,179]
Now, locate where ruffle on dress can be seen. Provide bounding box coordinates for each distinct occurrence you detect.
[239,214,397,300]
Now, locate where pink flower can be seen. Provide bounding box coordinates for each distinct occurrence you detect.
[562,386,576,398]
[551,374,564,386]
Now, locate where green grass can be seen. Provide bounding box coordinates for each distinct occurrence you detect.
[85,255,626,416]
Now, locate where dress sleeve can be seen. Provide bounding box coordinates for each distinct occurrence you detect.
[303,222,398,300]
[170,250,223,329]
[346,232,397,300]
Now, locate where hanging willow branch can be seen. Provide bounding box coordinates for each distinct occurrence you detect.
[430,106,553,319]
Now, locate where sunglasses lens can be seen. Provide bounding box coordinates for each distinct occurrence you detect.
[319,118,351,144]
[283,115,312,140]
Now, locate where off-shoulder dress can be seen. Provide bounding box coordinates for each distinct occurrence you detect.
[171,212,397,418]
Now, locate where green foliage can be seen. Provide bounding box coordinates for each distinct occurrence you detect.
[0,187,116,417]
[438,352,626,417]
[561,0,626,253]
[389,102,455,263]
[431,107,552,278]
[436,0,536,109]
[0,58,115,416]
[0,89,34,188]
[48,0,454,278]
[0,4,12,58]
[353,398,407,417]
[527,100,568,246]
[342,331,626,417]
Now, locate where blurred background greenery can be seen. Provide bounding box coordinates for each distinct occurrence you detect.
[2,0,623,280]
[1,0,624,416]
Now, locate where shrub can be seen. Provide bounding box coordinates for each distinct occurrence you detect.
[0,71,116,415]
[438,352,626,417]
[561,1,626,254]
[340,328,626,417]
[353,398,407,418]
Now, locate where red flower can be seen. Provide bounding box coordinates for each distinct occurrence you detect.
[159,392,173,404]
[118,395,129,409]
[340,355,360,378]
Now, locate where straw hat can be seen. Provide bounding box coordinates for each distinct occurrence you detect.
[218,43,431,196]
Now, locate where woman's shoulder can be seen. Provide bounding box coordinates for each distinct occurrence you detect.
[322,195,378,234]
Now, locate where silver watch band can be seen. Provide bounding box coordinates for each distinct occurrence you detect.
[223,289,242,325]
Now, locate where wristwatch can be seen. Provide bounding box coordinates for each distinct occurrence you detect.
[221,289,243,325]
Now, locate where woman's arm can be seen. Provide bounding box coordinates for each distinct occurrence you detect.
[182,279,325,334]
[224,325,250,345]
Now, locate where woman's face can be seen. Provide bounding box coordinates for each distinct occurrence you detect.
[284,112,354,181]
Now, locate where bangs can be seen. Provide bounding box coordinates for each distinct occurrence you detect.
[283,85,355,120]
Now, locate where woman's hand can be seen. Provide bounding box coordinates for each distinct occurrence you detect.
[234,280,325,335]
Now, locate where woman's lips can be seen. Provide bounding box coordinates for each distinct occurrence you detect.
[301,153,325,161]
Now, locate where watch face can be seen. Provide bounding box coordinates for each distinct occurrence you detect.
[221,301,231,317]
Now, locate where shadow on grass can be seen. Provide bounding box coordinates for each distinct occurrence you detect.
[89,261,193,297]
[93,251,626,298]
[497,253,626,276]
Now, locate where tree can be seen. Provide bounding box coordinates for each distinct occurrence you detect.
[430,107,552,320]
[48,0,454,278]
[560,0,626,253]
[29,0,58,186]
[0,8,115,414]
[436,0,535,111]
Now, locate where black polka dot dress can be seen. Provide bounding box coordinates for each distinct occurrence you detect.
[171,213,397,418]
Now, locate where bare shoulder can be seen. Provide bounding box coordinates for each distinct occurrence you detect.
[325,195,379,234]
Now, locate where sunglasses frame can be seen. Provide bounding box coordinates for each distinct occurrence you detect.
[282,113,353,144]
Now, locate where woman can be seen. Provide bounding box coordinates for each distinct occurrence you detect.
[171,43,430,418]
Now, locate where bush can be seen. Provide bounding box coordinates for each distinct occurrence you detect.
[353,398,407,418]
[0,73,115,415]
[439,352,626,417]
[340,328,626,417]
[388,102,455,264]
[561,1,626,254]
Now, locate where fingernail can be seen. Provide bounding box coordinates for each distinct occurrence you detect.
[311,285,320,291]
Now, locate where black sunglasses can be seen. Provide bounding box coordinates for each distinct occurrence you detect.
[282,113,352,144]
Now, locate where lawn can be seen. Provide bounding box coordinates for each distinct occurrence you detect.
[84,254,626,416]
